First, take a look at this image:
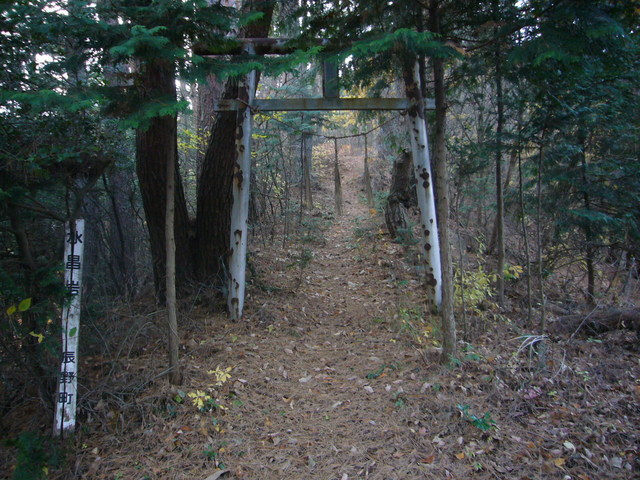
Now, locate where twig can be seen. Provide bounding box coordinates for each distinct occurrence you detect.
[567,304,600,342]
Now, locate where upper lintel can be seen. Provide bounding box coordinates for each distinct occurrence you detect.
[212,97,435,112]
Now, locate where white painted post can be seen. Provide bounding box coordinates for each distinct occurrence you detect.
[228,45,256,321]
[54,219,85,435]
[406,64,443,308]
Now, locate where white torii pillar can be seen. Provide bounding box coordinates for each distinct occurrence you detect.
[406,63,443,308]
[227,45,256,321]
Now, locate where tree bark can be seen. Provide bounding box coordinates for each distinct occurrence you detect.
[580,135,596,305]
[165,125,181,385]
[301,127,314,209]
[194,1,274,286]
[333,138,343,216]
[493,11,506,307]
[363,135,374,208]
[385,150,413,242]
[136,58,192,297]
[429,0,456,363]
[549,309,640,338]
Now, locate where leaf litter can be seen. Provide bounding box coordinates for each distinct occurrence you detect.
[1,151,638,480]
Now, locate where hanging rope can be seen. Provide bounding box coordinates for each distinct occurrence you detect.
[237,98,408,142]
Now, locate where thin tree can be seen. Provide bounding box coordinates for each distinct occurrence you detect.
[428,0,456,363]
[333,138,343,216]
[165,129,180,385]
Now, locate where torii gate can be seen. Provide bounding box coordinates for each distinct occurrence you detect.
[198,39,442,320]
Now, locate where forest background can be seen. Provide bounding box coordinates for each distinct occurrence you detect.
[0,0,639,479]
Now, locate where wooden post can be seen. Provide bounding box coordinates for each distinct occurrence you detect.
[228,45,256,321]
[54,219,85,436]
[405,63,442,308]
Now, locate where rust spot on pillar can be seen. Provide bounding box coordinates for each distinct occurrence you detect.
[231,297,239,305]
[424,243,432,251]
[422,181,429,188]
[426,274,438,287]
[234,170,243,188]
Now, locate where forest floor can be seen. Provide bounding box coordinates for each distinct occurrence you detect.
[2,150,639,480]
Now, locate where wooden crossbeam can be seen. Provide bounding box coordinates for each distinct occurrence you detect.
[212,97,435,112]
[193,38,329,56]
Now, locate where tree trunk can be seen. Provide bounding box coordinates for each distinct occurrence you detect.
[136,58,192,297]
[549,308,640,338]
[536,140,546,333]
[194,1,274,286]
[429,0,456,363]
[385,150,413,242]
[580,136,596,305]
[103,171,138,298]
[165,127,181,385]
[517,133,533,325]
[493,18,506,307]
[363,135,374,208]
[301,128,314,209]
[333,138,343,216]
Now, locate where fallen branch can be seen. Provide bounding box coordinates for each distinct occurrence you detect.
[549,308,640,338]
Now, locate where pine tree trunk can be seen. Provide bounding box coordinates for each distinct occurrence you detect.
[136,58,192,297]
[194,2,274,286]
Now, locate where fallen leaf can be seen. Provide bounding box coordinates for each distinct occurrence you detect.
[203,469,230,480]
[610,457,623,468]
[553,458,566,468]
[455,452,465,460]
[420,455,435,464]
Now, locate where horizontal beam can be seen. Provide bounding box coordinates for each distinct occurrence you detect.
[213,98,435,112]
[194,38,330,56]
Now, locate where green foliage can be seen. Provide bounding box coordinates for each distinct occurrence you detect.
[457,404,497,432]
[6,431,61,480]
[455,264,496,315]
[343,29,458,62]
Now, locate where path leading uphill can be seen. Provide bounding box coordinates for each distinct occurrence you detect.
[214,151,437,479]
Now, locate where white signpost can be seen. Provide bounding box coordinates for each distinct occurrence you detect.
[54,219,84,436]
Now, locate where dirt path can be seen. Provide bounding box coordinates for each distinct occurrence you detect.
[217,153,434,479]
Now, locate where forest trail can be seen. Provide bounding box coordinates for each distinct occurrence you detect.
[216,148,436,479]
